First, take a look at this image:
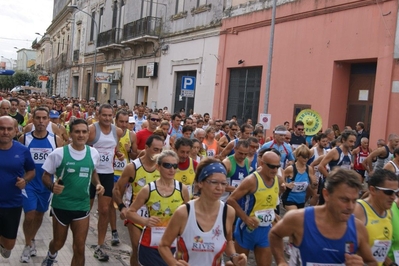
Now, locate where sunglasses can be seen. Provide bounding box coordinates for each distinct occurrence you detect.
[161,162,178,169]
[374,186,399,196]
[297,128,304,131]
[262,162,280,169]
[205,179,228,187]
[150,118,160,122]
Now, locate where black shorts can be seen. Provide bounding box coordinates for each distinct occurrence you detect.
[51,208,90,227]
[317,176,325,194]
[283,201,305,209]
[355,169,366,179]
[0,207,22,239]
[90,173,114,198]
[138,245,175,266]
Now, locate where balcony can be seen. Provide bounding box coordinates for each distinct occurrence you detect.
[122,16,161,44]
[73,49,79,62]
[97,28,124,50]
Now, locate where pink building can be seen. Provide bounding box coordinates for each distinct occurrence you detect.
[213,0,399,146]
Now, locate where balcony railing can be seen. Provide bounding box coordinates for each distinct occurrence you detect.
[97,28,122,48]
[73,49,79,62]
[123,16,162,41]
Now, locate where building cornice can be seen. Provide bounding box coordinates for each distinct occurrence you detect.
[221,0,391,35]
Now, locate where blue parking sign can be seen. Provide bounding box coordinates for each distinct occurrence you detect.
[181,76,195,97]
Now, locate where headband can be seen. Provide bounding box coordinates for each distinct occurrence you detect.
[198,162,227,182]
[274,130,288,134]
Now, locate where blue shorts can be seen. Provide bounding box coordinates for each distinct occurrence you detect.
[114,175,121,183]
[234,219,271,250]
[138,245,175,266]
[22,187,51,213]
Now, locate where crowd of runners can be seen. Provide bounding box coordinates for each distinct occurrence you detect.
[0,91,398,266]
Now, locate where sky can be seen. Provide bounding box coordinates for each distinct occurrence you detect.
[0,0,53,63]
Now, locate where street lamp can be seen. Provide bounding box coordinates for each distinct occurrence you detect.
[35,33,53,95]
[69,5,98,98]
[14,47,29,71]
[1,56,13,70]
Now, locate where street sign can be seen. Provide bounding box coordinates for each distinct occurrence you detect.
[0,69,15,75]
[39,75,49,81]
[259,113,271,130]
[181,76,196,98]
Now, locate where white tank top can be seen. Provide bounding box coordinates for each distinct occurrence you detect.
[93,128,117,174]
[31,122,54,134]
[164,134,171,150]
[177,200,227,266]
[312,147,328,178]
[389,161,399,176]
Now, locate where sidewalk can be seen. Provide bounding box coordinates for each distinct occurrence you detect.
[0,207,131,266]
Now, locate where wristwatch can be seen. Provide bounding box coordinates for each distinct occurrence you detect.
[118,203,126,212]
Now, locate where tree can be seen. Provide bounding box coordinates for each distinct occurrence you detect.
[0,71,38,90]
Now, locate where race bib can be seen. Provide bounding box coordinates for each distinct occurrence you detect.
[99,151,111,166]
[207,149,216,157]
[359,156,366,163]
[137,206,149,218]
[292,182,308,192]
[254,209,275,227]
[371,240,391,262]
[30,148,52,164]
[114,158,127,171]
[232,179,241,188]
[150,227,176,247]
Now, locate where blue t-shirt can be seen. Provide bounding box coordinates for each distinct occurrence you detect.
[261,141,295,168]
[0,141,35,208]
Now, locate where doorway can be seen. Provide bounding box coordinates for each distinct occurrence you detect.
[137,86,148,106]
[345,63,376,132]
[173,71,196,115]
[226,67,262,125]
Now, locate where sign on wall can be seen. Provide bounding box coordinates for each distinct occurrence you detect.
[95,72,113,83]
[181,76,196,98]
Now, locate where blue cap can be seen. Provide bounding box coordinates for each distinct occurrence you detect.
[49,110,59,118]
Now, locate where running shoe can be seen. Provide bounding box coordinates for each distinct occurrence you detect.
[20,245,31,263]
[111,231,120,246]
[30,239,37,256]
[41,253,57,266]
[94,245,109,261]
[0,245,11,258]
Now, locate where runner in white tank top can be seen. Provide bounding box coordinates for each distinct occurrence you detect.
[177,200,227,265]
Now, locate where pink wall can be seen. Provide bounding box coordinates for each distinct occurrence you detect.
[214,0,398,147]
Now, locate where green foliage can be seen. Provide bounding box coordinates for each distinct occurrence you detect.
[0,71,38,90]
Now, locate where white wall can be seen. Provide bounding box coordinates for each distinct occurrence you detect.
[157,34,220,116]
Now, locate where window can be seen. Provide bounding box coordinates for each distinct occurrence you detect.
[99,7,104,33]
[197,0,206,7]
[90,11,96,41]
[175,0,184,14]
[137,66,148,78]
[112,1,118,28]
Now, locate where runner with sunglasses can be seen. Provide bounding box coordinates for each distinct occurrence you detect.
[113,134,163,266]
[159,157,247,266]
[227,151,283,266]
[354,169,398,266]
[136,112,161,153]
[126,150,190,266]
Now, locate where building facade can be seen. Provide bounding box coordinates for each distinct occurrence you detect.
[14,49,36,72]
[213,0,399,144]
